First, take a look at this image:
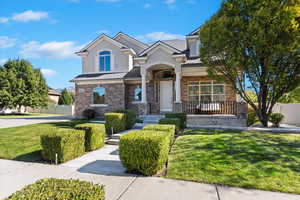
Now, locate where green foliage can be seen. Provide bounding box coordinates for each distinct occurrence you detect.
[82,108,96,120]
[119,130,170,175]
[105,112,126,135]
[40,128,85,163]
[5,178,105,200]
[279,86,300,103]
[245,90,257,103]
[247,106,258,126]
[75,123,106,151]
[115,109,136,129]
[159,118,181,133]
[143,124,176,146]
[269,113,284,128]
[165,113,187,129]
[0,59,48,110]
[58,89,73,105]
[199,0,300,127]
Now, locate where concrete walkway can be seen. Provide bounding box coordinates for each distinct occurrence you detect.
[1,146,300,200]
[0,116,73,129]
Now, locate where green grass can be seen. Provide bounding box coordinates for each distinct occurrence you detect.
[0,113,63,119]
[167,129,300,194]
[0,121,85,162]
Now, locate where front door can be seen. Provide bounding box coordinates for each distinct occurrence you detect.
[160,81,173,112]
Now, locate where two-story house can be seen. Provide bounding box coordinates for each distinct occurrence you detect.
[71,27,247,126]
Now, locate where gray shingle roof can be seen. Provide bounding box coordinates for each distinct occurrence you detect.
[124,67,141,79]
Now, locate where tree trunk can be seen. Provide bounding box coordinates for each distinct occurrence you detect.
[260,112,269,127]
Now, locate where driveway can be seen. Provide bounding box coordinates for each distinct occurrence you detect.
[1,145,300,200]
[0,116,73,129]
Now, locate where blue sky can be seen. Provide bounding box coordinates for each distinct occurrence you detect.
[0,0,223,89]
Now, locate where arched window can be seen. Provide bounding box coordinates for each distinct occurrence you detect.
[93,87,105,104]
[134,87,142,101]
[99,51,111,71]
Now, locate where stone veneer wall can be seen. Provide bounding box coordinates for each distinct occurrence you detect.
[181,76,236,102]
[75,83,125,118]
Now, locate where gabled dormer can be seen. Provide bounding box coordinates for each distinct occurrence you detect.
[113,32,149,54]
[186,27,200,58]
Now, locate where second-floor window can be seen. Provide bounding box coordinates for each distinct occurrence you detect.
[99,51,111,71]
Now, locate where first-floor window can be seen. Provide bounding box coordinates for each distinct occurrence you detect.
[93,87,105,104]
[134,87,142,101]
[188,81,225,102]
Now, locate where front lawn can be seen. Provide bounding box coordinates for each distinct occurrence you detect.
[0,121,84,162]
[167,129,300,194]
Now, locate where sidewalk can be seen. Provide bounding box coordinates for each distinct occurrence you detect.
[1,149,300,200]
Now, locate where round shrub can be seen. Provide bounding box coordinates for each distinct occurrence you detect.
[269,113,284,128]
[82,108,96,120]
[115,109,137,130]
[165,113,187,129]
[5,178,105,200]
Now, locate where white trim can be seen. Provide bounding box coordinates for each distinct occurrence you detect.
[138,41,181,56]
[113,32,149,49]
[74,79,124,85]
[132,101,142,104]
[187,81,226,101]
[90,104,108,107]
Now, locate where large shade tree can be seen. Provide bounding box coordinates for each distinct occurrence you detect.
[199,0,300,127]
[0,59,48,112]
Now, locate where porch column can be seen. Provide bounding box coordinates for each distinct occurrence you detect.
[175,71,181,103]
[141,68,147,104]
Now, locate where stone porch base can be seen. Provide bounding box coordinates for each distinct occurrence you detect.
[187,115,247,127]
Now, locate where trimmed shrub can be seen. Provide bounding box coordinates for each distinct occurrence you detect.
[40,129,85,163]
[115,109,137,129]
[247,107,257,126]
[82,108,96,120]
[105,112,126,135]
[269,113,284,128]
[119,130,170,176]
[75,123,106,151]
[159,118,181,133]
[165,113,187,129]
[5,178,105,200]
[143,124,175,146]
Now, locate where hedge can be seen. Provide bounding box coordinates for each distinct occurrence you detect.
[115,109,136,129]
[75,123,106,151]
[105,112,126,135]
[119,130,170,176]
[158,118,181,133]
[165,113,187,129]
[40,129,85,163]
[143,124,175,146]
[5,178,105,200]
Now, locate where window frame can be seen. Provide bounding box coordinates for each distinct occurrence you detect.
[97,50,113,72]
[91,87,107,106]
[133,86,142,102]
[188,81,225,102]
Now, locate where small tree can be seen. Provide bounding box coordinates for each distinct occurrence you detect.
[0,59,48,112]
[199,0,300,127]
[58,89,73,105]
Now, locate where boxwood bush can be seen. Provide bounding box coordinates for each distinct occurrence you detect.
[119,130,170,176]
[115,109,136,129]
[143,124,175,146]
[269,113,284,128]
[40,129,85,163]
[158,118,181,133]
[5,178,105,200]
[75,123,106,151]
[105,112,126,135]
[165,113,187,129]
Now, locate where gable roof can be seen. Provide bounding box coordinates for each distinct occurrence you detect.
[76,34,128,54]
[113,32,149,50]
[138,40,183,57]
[187,26,201,36]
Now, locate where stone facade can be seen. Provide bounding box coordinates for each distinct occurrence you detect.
[75,83,125,118]
[187,115,247,127]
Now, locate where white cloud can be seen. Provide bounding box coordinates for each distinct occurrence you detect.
[136,32,185,43]
[0,36,17,48]
[165,0,176,9]
[41,69,56,76]
[12,10,49,22]
[19,41,83,58]
[144,3,151,8]
[0,17,9,23]
[96,0,120,2]
[98,30,109,34]
[165,0,176,4]
[0,59,7,65]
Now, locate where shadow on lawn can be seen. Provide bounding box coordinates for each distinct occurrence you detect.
[13,150,44,163]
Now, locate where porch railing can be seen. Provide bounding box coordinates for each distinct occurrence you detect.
[182,101,237,115]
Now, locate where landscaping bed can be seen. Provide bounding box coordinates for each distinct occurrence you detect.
[167,129,300,194]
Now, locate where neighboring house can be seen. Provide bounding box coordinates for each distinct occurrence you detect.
[48,88,61,105]
[71,27,247,126]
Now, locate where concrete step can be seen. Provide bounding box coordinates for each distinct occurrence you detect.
[106,138,119,145]
[111,134,123,139]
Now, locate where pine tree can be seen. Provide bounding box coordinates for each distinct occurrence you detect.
[58,89,73,105]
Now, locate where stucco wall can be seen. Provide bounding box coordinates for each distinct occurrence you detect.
[83,39,130,73]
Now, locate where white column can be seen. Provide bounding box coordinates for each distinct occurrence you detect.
[175,71,181,103]
[141,68,147,103]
